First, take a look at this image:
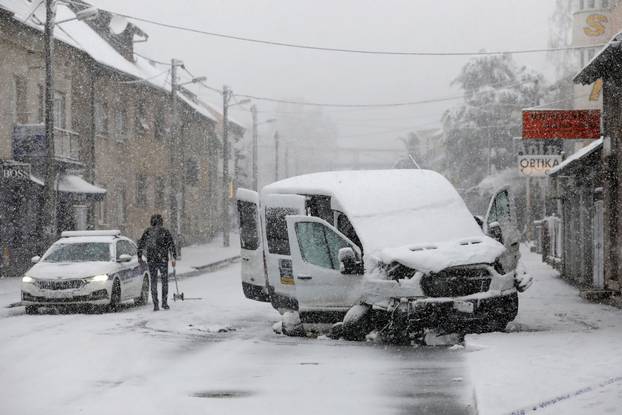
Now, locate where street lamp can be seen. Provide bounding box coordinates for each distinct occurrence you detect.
[221,91,251,247]
[40,1,98,246]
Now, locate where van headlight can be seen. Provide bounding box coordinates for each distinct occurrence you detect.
[87,274,109,282]
[22,276,35,283]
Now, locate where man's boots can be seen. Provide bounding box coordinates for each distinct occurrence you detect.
[153,301,159,311]
[162,300,169,310]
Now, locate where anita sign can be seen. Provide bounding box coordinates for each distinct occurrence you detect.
[1,163,31,180]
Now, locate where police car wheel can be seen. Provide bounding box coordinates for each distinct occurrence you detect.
[108,279,121,312]
[135,275,149,305]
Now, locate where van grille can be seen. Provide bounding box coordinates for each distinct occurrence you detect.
[421,267,491,298]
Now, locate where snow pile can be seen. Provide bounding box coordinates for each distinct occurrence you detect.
[465,245,622,414]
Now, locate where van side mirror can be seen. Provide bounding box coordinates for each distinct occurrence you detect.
[338,247,363,275]
[487,221,504,244]
[31,256,41,264]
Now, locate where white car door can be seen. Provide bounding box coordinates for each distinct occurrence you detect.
[484,187,521,272]
[236,188,268,301]
[114,239,141,299]
[261,193,307,311]
[286,215,363,321]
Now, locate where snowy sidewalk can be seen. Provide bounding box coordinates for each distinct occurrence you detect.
[465,245,622,415]
[173,234,241,277]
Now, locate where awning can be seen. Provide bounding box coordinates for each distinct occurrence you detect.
[31,174,106,200]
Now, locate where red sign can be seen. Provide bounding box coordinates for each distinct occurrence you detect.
[522,109,601,139]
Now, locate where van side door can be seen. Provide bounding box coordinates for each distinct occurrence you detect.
[262,194,307,311]
[236,188,269,302]
[484,187,520,272]
[286,215,363,324]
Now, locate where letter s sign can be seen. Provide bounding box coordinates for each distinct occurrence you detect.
[584,14,608,37]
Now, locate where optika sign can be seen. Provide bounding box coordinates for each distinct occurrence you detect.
[2,164,31,180]
[518,155,562,177]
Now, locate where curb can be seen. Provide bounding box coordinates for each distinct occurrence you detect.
[176,255,241,279]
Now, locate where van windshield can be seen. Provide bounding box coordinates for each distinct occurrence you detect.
[265,207,298,255]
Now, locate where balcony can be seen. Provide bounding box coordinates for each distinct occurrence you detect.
[12,124,82,166]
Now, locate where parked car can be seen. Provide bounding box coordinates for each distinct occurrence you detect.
[237,169,532,339]
[21,230,150,313]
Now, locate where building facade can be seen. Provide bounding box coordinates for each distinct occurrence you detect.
[0,0,228,275]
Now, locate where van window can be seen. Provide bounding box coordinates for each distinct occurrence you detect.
[295,221,352,271]
[265,207,298,255]
[307,195,333,224]
[238,200,259,250]
[336,212,363,253]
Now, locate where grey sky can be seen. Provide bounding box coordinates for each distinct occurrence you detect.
[92,0,557,149]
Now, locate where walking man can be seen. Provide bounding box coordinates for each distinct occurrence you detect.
[137,214,177,311]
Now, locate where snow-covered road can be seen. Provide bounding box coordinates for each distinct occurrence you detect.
[0,264,475,415]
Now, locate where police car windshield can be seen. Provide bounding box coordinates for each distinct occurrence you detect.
[43,243,111,263]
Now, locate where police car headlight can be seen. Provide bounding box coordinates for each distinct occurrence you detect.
[88,274,109,282]
[22,276,35,283]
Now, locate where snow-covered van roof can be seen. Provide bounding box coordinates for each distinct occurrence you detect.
[262,170,501,270]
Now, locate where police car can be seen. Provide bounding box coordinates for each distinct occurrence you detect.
[21,230,150,313]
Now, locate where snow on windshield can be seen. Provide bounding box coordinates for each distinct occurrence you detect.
[43,243,111,263]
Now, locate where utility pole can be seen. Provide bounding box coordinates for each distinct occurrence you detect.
[41,0,57,245]
[222,86,231,247]
[284,144,289,178]
[251,104,258,191]
[169,58,182,254]
[274,130,279,182]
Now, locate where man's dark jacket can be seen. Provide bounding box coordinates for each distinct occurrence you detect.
[137,225,177,263]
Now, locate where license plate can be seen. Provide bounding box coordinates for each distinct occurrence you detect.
[453,300,474,313]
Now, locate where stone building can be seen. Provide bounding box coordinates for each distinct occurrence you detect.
[0,0,227,275]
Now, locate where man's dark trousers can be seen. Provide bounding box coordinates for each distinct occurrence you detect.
[148,262,168,306]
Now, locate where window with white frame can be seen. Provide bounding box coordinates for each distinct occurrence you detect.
[114,108,127,142]
[95,99,109,136]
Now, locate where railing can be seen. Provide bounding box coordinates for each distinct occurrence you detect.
[53,127,80,161]
[12,124,81,164]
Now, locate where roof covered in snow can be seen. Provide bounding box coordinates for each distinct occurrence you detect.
[574,31,622,85]
[263,170,497,266]
[0,0,220,124]
[547,138,603,176]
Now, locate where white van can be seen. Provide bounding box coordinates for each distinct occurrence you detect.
[237,170,531,338]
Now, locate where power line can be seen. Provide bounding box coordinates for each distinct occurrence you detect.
[103,9,604,57]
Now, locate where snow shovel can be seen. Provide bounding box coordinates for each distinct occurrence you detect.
[172,266,184,301]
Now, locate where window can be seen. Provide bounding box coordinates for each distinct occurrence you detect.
[53,91,66,129]
[588,0,595,8]
[155,177,166,208]
[154,104,166,140]
[587,48,596,62]
[488,190,510,226]
[14,76,27,124]
[265,207,297,255]
[135,100,149,135]
[95,99,109,135]
[295,222,352,270]
[118,186,127,224]
[238,200,259,250]
[185,159,199,185]
[602,0,609,8]
[114,109,127,142]
[336,213,362,252]
[43,243,111,262]
[97,199,107,225]
[136,174,147,207]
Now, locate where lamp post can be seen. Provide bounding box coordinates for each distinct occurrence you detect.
[40,1,97,246]
[249,105,276,191]
[169,61,205,254]
[221,90,250,247]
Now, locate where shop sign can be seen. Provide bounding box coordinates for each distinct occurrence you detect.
[1,163,31,180]
[522,110,601,140]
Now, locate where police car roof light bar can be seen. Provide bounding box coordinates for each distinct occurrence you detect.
[61,230,122,238]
